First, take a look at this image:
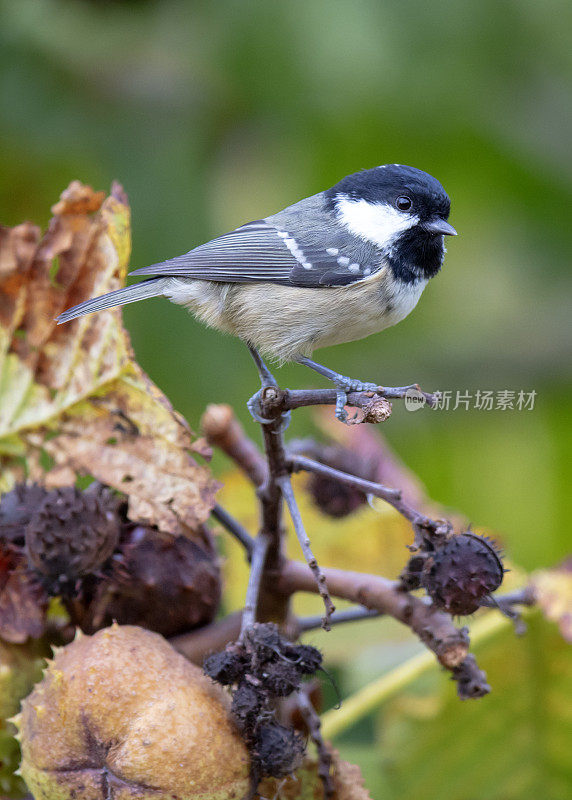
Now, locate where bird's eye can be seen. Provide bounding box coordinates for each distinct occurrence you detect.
[396,196,412,212]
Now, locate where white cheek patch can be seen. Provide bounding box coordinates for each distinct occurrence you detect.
[335,194,419,250]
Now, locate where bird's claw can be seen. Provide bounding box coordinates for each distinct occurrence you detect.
[247,390,291,431]
[335,391,349,423]
[333,377,380,423]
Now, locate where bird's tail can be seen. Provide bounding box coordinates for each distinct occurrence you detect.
[57,278,171,324]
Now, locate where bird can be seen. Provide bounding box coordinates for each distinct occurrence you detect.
[58,164,456,422]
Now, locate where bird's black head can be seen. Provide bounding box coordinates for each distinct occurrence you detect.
[325,165,456,282]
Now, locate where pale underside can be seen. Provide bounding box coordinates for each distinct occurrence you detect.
[164,268,427,363]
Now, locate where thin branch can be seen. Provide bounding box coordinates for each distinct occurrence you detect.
[296,409,429,509]
[277,475,335,630]
[296,691,334,798]
[211,503,255,557]
[481,586,536,608]
[288,453,449,540]
[258,384,439,417]
[254,415,290,626]
[297,606,382,633]
[479,585,537,634]
[200,384,492,702]
[276,560,472,673]
[241,534,271,634]
[201,403,267,486]
[171,611,243,664]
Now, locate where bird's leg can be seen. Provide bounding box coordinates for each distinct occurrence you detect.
[296,356,380,422]
[246,346,291,429]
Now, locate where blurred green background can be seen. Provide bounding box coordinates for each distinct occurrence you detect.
[1,1,571,797]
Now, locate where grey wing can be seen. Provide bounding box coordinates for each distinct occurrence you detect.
[129,220,376,288]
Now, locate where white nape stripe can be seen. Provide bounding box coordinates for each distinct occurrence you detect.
[335,194,419,251]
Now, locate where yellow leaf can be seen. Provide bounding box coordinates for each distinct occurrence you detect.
[0,181,218,537]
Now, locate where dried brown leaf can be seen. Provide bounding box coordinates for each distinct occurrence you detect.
[0,543,48,643]
[257,748,372,800]
[0,182,218,537]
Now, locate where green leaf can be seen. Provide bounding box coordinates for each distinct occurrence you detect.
[353,614,572,800]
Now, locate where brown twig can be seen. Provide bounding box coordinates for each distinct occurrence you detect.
[296,691,334,798]
[202,403,267,486]
[203,379,339,629]
[275,560,471,671]
[288,453,451,545]
[240,534,271,634]
[257,384,439,417]
[277,474,335,629]
[254,414,290,626]
[311,407,429,509]
[212,503,255,556]
[297,606,382,633]
[170,585,536,668]
[171,610,243,664]
[198,388,527,702]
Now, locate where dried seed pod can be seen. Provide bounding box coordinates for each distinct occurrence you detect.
[203,649,249,686]
[304,445,372,518]
[25,485,121,593]
[0,483,49,544]
[86,525,221,636]
[253,722,305,778]
[422,532,504,615]
[258,662,301,697]
[243,622,284,663]
[283,642,323,674]
[231,683,265,733]
[17,625,250,800]
[204,624,325,789]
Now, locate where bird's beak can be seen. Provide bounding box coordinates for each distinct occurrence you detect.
[424,218,457,236]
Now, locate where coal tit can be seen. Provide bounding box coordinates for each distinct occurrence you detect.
[58,164,456,422]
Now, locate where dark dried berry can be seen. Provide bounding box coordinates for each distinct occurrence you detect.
[423,532,504,615]
[0,483,49,544]
[243,622,283,662]
[25,485,121,593]
[253,722,305,778]
[258,662,301,696]
[231,683,264,733]
[283,643,323,674]
[204,650,248,685]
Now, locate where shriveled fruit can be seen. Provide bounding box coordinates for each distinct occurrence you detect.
[17,624,250,800]
[25,484,121,594]
[84,525,221,636]
[0,483,49,544]
[423,533,504,615]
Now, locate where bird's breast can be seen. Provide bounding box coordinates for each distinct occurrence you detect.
[219,268,428,362]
